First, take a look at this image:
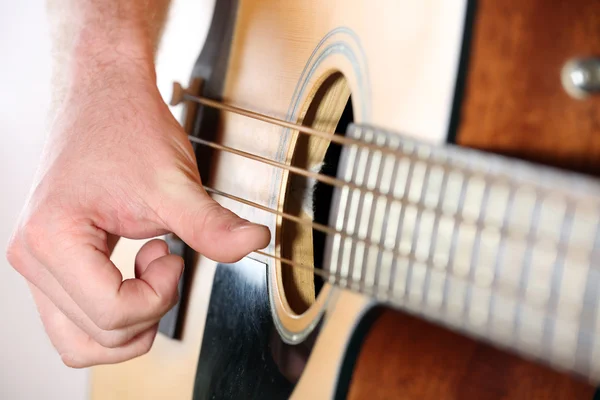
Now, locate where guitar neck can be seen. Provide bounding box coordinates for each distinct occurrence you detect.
[324,123,600,383]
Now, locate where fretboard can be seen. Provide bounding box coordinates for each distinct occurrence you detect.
[324,123,600,383]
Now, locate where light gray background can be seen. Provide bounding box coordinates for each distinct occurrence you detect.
[0,3,88,400]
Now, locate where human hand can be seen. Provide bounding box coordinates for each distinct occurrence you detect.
[5,60,270,368]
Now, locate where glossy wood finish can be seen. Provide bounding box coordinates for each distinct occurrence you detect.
[454,0,600,175]
[347,309,596,400]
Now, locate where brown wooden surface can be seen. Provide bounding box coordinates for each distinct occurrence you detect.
[347,309,595,400]
[455,0,600,175]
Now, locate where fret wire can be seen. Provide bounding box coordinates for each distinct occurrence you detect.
[512,192,544,348]
[486,185,517,338]
[358,132,390,293]
[374,141,402,292]
[440,171,471,318]
[349,130,377,293]
[542,201,576,362]
[403,154,433,301]
[329,135,358,287]
[386,142,418,298]
[422,165,450,308]
[337,127,366,287]
[462,178,492,329]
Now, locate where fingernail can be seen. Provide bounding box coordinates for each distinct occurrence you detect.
[229,219,257,232]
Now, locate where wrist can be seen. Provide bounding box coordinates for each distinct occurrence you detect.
[71,28,156,94]
[51,4,159,109]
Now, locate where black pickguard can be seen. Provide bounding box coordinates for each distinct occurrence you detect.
[192,259,295,400]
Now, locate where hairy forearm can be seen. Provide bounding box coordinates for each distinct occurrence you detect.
[46,0,172,112]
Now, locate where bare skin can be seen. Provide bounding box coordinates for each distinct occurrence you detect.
[6,0,270,368]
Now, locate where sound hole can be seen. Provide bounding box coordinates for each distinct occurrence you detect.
[281,72,354,314]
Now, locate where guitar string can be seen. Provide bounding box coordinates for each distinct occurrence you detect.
[173,83,600,376]
[183,116,599,295]
[204,183,597,283]
[207,182,599,329]
[178,89,596,257]
[192,137,592,258]
[188,135,399,201]
[176,84,599,204]
[174,85,600,328]
[177,86,400,157]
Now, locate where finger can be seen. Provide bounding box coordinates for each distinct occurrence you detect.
[135,238,169,278]
[14,240,163,347]
[30,284,158,368]
[162,184,271,263]
[27,221,183,332]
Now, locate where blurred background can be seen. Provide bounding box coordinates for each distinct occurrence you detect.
[0,1,212,398]
[0,3,85,399]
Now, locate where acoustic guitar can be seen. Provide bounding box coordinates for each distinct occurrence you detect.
[92,0,600,398]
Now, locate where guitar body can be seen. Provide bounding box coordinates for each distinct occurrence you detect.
[92,0,600,398]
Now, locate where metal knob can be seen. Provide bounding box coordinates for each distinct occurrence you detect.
[561,57,600,99]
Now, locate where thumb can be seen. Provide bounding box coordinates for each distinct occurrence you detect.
[162,184,271,263]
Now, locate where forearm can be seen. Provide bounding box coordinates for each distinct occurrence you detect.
[47,0,172,112]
